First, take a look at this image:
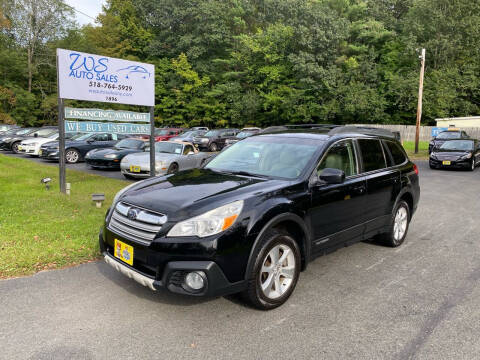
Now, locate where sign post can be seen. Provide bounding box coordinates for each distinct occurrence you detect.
[415,48,426,154]
[56,49,156,193]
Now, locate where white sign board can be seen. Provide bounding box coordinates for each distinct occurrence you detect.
[57,48,155,106]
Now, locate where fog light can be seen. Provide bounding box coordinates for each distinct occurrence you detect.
[184,271,206,291]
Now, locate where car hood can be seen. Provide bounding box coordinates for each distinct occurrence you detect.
[122,152,179,164]
[119,169,286,220]
[89,147,141,157]
[21,137,56,145]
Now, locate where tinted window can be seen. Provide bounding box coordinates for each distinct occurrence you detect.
[317,140,357,177]
[385,141,407,165]
[436,131,461,139]
[439,140,474,151]
[358,139,386,172]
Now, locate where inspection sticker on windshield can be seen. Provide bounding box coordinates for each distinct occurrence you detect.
[114,239,134,266]
[442,161,451,165]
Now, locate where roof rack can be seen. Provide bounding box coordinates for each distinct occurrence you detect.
[328,126,398,139]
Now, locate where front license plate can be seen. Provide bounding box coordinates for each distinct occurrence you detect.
[114,239,134,265]
[17,145,23,150]
[442,161,451,165]
[130,165,141,173]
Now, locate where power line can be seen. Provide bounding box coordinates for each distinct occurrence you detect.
[61,1,97,21]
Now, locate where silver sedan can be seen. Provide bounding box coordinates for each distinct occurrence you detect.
[120,141,212,179]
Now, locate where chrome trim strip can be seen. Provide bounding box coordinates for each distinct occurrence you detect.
[106,225,151,246]
[109,218,156,242]
[104,254,156,291]
[112,211,161,233]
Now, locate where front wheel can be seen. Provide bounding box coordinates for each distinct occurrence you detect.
[11,142,20,154]
[209,142,218,152]
[167,163,178,174]
[242,229,301,310]
[377,200,410,247]
[469,158,475,171]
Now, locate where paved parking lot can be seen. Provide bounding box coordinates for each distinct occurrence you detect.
[1,161,479,359]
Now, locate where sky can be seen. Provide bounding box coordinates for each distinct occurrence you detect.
[64,0,107,26]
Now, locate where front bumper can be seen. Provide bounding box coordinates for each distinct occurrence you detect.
[18,144,40,155]
[429,158,471,169]
[99,227,247,297]
[86,158,120,169]
[39,148,59,160]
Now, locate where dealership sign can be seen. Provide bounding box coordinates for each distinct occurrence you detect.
[57,49,155,106]
[65,121,149,134]
[64,107,149,123]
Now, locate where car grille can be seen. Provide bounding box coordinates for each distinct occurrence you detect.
[108,202,167,245]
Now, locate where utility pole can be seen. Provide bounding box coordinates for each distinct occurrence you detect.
[415,48,426,154]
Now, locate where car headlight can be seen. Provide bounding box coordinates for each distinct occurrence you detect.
[155,161,166,169]
[104,153,118,159]
[460,153,472,160]
[167,200,244,238]
[430,153,437,159]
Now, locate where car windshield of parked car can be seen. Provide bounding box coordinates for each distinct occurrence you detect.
[236,131,254,139]
[34,128,56,137]
[176,131,196,139]
[439,140,473,151]
[205,136,321,179]
[74,133,95,141]
[436,132,461,139]
[46,132,60,139]
[155,129,169,136]
[204,130,220,137]
[16,129,33,135]
[115,139,144,149]
[3,128,21,135]
[155,141,183,154]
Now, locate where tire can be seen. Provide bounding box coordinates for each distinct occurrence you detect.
[377,200,410,247]
[65,148,80,164]
[242,229,301,310]
[209,142,218,152]
[167,163,178,174]
[11,142,20,154]
[429,163,436,169]
[469,158,475,171]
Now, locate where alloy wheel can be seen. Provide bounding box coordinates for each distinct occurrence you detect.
[259,244,296,300]
[393,206,408,242]
[66,150,79,163]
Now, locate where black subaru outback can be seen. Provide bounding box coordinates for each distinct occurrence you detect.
[100,125,420,310]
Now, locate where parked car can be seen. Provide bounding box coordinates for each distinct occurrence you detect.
[0,127,57,153]
[190,126,209,131]
[170,129,207,143]
[101,125,420,310]
[120,141,212,179]
[225,128,262,146]
[429,129,470,154]
[429,139,480,171]
[39,133,128,163]
[18,132,82,156]
[85,138,148,169]
[193,128,239,151]
[0,127,26,141]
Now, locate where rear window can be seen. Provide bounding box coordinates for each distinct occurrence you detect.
[358,139,386,172]
[385,141,407,165]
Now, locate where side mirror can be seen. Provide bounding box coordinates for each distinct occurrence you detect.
[318,168,345,184]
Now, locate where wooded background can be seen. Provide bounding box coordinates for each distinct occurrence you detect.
[1,0,480,129]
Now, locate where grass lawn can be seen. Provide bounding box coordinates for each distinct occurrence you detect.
[0,154,128,278]
[402,140,429,160]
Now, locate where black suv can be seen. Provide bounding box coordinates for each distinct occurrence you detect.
[193,129,239,151]
[100,125,420,309]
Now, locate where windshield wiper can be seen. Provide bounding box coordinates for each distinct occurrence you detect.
[231,171,270,179]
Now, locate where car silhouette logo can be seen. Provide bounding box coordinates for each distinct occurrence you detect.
[127,208,139,220]
[116,65,151,79]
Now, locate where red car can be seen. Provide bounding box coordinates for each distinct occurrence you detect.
[140,128,184,142]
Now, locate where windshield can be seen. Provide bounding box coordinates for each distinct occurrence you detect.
[34,128,56,137]
[176,131,195,138]
[236,131,254,139]
[74,133,95,141]
[47,132,59,139]
[155,141,183,154]
[115,139,144,149]
[3,128,21,135]
[206,137,321,179]
[204,130,219,137]
[155,129,169,136]
[16,129,33,135]
[439,140,473,151]
[436,131,461,139]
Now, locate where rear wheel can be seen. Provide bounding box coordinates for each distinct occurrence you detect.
[65,149,80,164]
[11,142,20,154]
[377,200,410,247]
[242,229,301,310]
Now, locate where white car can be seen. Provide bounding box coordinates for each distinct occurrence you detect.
[18,132,82,156]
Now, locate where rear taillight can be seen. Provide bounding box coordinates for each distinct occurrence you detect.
[413,163,419,175]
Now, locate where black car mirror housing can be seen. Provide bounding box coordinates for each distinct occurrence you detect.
[318,168,345,184]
